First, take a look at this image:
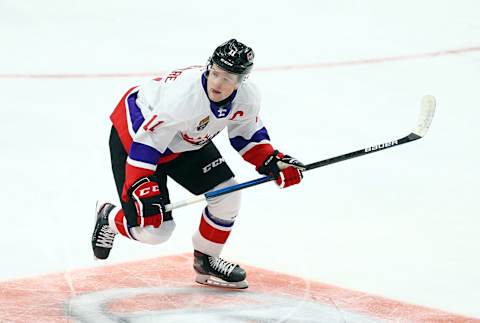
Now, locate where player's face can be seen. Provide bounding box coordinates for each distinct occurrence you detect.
[207,65,240,102]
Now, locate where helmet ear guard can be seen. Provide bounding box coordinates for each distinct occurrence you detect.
[207,39,255,82]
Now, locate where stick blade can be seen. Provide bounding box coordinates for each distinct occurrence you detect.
[413,95,436,137]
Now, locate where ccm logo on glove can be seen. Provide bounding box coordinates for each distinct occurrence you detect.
[137,184,160,197]
[128,177,166,228]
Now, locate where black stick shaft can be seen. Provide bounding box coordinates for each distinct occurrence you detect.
[305,133,421,171]
[166,132,424,211]
[205,133,421,200]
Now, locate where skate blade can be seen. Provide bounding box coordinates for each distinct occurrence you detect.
[195,274,248,289]
[93,255,106,261]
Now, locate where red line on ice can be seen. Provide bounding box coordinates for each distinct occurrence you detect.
[1,46,479,79]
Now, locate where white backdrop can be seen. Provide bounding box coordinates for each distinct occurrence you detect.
[1,0,479,318]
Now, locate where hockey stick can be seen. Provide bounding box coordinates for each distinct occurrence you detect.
[165,95,436,212]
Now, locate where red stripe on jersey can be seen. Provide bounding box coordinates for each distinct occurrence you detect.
[110,86,138,151]
[242,143,275,169]
[158,153,181,164]
[199,214,231,244]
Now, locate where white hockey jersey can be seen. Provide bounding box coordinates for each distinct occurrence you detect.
[110,66,274,194]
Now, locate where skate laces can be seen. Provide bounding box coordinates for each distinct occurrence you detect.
[96,225,116,248]
[208,256,237,276]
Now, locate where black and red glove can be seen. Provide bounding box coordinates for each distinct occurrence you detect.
[258,150,306,188]
[127,177,166,228]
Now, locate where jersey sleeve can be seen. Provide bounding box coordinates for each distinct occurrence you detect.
[122,113,185,201]
[227,82,276,168]
[228,115,275,169]
[121,80,189,200]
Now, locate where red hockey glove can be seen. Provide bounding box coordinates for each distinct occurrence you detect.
[127,177,166,228]
[258,150,306,188]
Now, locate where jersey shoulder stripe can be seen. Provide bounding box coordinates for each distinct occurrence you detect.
[127,91,145,134]
[229,127,270,152]
[129,141,162,166]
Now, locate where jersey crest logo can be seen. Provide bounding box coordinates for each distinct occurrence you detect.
[196,116,210,131]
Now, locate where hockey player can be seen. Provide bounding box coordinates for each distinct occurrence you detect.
[91,39,305,289]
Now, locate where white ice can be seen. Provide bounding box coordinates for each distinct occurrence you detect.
[0,0,479,319]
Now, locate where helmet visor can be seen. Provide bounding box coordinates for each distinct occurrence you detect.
[206,63,242,85]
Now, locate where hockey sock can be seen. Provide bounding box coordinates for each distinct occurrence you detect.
[108,207,133,239]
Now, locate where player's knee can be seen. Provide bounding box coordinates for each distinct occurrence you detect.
[130,220,176,245]
[207,178,241,222]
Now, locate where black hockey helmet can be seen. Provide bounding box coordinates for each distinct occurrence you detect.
[207,39,255,81]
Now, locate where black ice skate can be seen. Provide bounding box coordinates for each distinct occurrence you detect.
[193,250,248,289]
[91,202,117,260]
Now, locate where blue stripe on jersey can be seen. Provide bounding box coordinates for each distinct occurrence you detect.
[129,142,163,165]
[204,207,234,227]
[229,127,270,152]
[130,142,176,165]
[127,92,145,133]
